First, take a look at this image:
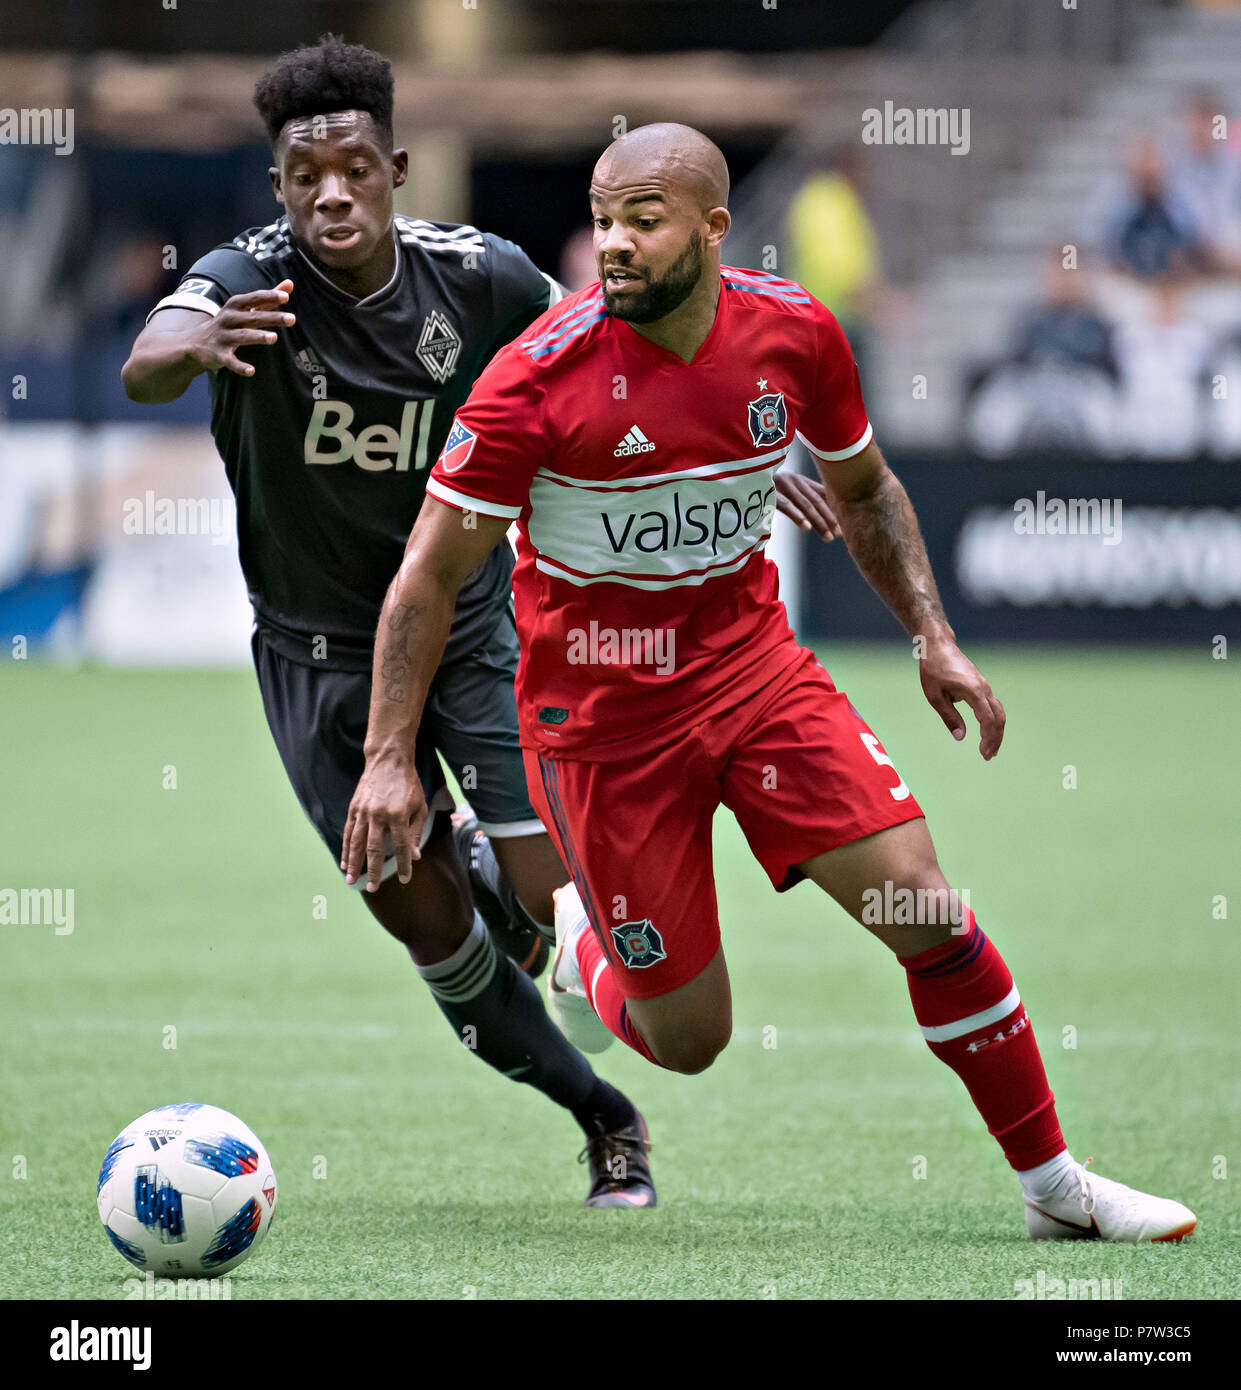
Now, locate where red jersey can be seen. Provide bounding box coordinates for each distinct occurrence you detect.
[426,266,872,759]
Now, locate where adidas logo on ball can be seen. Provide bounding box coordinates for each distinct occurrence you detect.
[613,425,655,457]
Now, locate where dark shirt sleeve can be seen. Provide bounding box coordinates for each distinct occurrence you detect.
[145,245,274,323]
[483,233,564,358]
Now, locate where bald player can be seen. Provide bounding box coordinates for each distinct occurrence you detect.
[344,124,1196,1243]
[123,37,665,1208]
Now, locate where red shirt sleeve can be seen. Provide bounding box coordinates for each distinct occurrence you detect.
[795,299,874,463]
[426,344,546,519]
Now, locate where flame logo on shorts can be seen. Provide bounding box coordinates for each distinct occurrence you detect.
[610,918,667,969]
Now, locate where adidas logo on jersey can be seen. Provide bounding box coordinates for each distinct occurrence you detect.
[613,425,655,457]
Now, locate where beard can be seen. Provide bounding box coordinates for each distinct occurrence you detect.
[603,230,705,324]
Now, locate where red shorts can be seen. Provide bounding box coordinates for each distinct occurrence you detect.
[523,647,925,1000]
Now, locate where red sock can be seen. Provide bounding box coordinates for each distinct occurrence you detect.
[898,913,1065,1170]
[573,926,663,1066]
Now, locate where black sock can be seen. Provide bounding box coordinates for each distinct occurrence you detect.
[416,912,597,1111]
[569,1078,636,1137]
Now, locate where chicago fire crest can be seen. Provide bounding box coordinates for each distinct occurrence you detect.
[610,919,667,969]
[747,391,788,447]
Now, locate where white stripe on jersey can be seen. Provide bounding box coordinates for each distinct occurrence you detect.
[534,544,768,591]
[525,448,790,588]
[145,291,220,323]
[533,444,790,492]
[798,421,873,462]
[396,225,485,242]
[398,235,486,255]
[396,217,485,253]
[239,220,292,262]
[426,477,523,520]
[396,216,482,240]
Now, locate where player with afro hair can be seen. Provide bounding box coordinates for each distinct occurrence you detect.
[253,33,394,149]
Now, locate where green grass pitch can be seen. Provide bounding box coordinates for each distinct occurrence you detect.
[1,644,1237,1299]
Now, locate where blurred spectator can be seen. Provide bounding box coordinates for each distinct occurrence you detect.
[784,148,883,379]
[558,226,599,292]
[1164,89,1241,270]
[965,360,1120,458]
[1202,325,1241,458]
[1112,282,1212,457]
[1013,252,1116,377]
[80,229,175,421]
[965,252,1120,457]
[1105,137,1205,282]
[85,230,171,348]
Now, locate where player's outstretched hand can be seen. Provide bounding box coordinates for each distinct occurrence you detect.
[774,470,842,541]
[340,753,428,892]
[918,639,1006,760]
[189,279,296,378]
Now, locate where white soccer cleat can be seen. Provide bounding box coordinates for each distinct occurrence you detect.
[547,884,615,1054]
[1025,1160,1196,1243]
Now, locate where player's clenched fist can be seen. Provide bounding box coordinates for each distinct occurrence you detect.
[341,753,428,892]
[188,278,297,377]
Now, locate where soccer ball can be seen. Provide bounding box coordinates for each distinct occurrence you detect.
[97,1103,277,1277]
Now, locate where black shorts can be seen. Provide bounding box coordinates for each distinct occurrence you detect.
[251,605,543,887]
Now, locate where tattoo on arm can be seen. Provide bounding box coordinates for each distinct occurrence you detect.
[838,472,950,637]
[379,602,419,704]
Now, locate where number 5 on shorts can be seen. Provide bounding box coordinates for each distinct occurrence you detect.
[860,732,911,802]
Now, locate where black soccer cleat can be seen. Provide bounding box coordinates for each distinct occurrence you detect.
[579,1109,656,1209]
[450,809,550,978]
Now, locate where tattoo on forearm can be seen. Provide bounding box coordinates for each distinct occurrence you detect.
[840,473,949,636]
[379,602,420,704]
